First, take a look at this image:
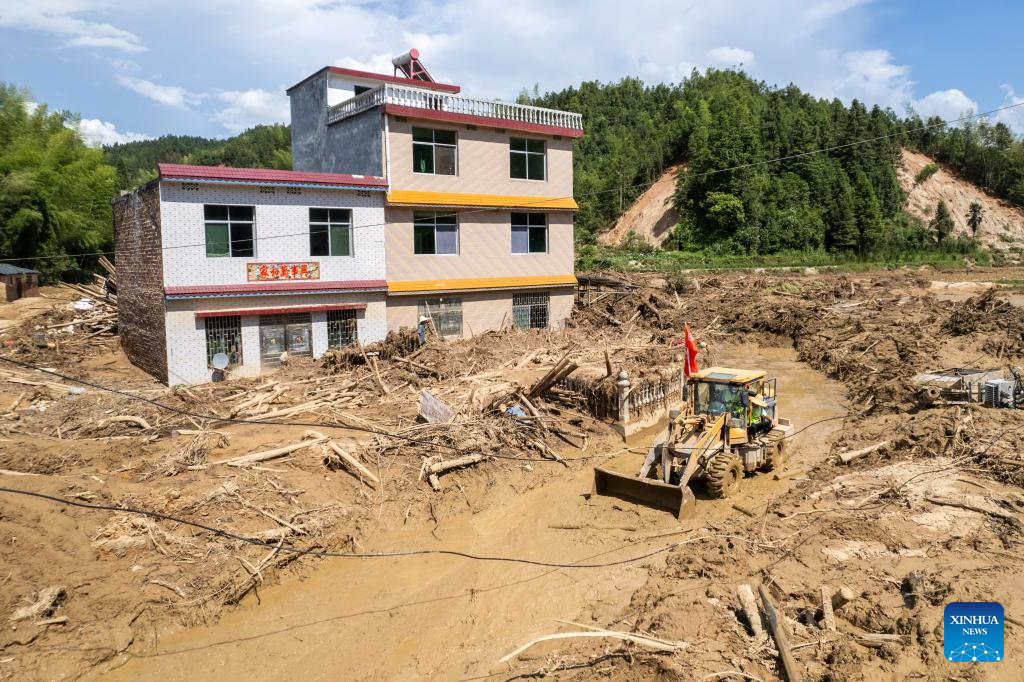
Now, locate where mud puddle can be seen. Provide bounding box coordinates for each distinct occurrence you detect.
[94,347,846,681]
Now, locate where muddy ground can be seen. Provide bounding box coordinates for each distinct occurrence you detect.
[2,267,1024,681]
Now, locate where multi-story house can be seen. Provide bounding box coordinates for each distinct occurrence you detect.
[115,50,582,385]
[287,50,583,338]
[113,165,389,385]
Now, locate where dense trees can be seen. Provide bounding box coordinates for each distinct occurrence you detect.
[0,84,116,282]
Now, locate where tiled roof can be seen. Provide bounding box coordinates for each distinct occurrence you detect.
[0,264,38,275]
[158,164,388,189]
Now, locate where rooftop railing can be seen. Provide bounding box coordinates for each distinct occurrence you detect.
[327,83,583,131]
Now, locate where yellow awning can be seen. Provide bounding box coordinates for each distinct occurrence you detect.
[386,190,578,210]
[388,274,577,294]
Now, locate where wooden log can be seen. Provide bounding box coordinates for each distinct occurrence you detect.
[604,350,614,378]
[393,355,441,377]
[358,340,389,395]
[758,584,801,682]
[774,467,807,480]
[736,584,765,641]
[854,633,906,648]
[325,440,379,486]
[527,353,571,399]
[732,503,757,517]
[820,585,836,632]
[246,399,327,421]
[924,494,1021,526]
[837,441,890,465]
[425,453,486,475]
[99,415,152,430]
[217,435,327,467]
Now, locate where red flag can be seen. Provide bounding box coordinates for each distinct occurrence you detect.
[683,323,699,376]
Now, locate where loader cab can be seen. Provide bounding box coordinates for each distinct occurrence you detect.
[690,367,771,427]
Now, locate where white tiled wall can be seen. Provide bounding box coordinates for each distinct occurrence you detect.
[159,181,387,288]
[164,293,387,385]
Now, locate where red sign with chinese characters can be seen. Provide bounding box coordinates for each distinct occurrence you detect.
[247,262,320,282]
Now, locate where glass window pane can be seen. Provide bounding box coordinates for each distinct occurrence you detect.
[310,225,330,256]
[510,152,527,179]
[512,304,530,329]
[412,127,433,142]
[435,212,457,226]
[328,208,351,225]
[511,225,529,253]
[413,143,434,173]
[230,223,254,257]
[527,152,545,180]
[435,225,458,254]
[510,212,528,227]
[434,145,456,175]
[230,205,254,221]
[309,208,329,223]
[413,211,435,224]
[529,213,547,227]
[204,205,228,220]
[205,223,229,257]
[330,224,351,256]
[526,139,545,154]
[414,225,435,254]
[434,130,456,145]
[529,226,547,253]
[510,137,526,152]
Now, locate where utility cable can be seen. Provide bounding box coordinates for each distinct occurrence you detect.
[0,487,699,569]
[3,100,1023,264]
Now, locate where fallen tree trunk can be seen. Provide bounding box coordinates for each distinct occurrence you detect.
[325,440,379,486]
[499,621,685,663]
[736,584,765,641]
[425,453,486,475]
[218,434,327,467]
[758,584,801,682]
[837,441,889,465]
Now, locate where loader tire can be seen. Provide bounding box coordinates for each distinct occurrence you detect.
[761,431,787,472]
[706,453,743,499]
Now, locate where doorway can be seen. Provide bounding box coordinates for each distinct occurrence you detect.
[260,313,312,367]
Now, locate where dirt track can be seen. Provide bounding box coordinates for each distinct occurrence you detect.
[3,268,1024,681]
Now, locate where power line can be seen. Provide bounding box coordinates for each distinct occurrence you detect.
[0,486,702,569]
[3,100,1023,265]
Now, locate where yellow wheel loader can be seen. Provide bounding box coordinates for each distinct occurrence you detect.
[593,366,792,519]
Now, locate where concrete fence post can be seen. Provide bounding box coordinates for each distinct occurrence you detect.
[617,370,631,425]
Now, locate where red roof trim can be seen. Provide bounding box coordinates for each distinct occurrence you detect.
[196,303,366,319]
[158,164,388,188]
[166,280,387,297]
[383,104,584,138]
[326,67,460,93]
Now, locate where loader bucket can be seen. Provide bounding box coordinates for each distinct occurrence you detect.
[593,467,697,520]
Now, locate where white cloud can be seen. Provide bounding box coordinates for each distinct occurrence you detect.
[0,1,145,53]
[828,49,913,109]
[707,46,755,67]
[995,85,1024,134]
[336,53,398,75]
[116,75,203,109]
[911,89,978,123]
[212,88,290,132]
[73,118,152,146]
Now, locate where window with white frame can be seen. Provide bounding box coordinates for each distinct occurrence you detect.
[511,212,548,253]
[412,127,457,175]
[309,208,353,256]
[204,205,254,257]
[418,298,463,339]
[510,137,546,180]
[513,293,550,330]
[205,316,243,365]
[413,211,459,255]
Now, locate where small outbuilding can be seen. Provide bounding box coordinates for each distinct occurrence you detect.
[0,264,40,302]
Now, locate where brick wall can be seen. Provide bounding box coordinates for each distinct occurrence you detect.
[113,182,168,382]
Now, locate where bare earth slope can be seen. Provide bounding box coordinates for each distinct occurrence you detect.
[900,148,1024,252]
[598,164,681,247]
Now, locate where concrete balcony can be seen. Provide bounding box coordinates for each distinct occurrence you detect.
[327,83,584,134]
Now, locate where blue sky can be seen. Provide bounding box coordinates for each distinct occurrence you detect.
[2,0,1022,146]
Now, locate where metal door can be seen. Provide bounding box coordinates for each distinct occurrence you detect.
[285,313,312,357]
[260,316,286,366]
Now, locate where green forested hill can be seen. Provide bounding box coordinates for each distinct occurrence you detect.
[105,124,291,190]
